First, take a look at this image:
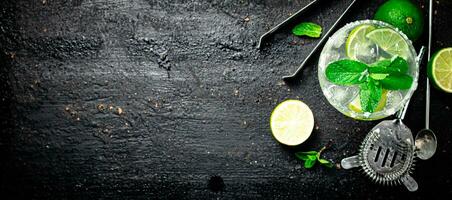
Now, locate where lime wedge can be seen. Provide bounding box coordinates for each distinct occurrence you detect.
[346,24,376,60]
[428,48,452,93]
[348,90,388,113]
[270,100,314,146]
[366,28,410,59]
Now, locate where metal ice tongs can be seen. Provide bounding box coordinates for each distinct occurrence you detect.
[257,0,358,82]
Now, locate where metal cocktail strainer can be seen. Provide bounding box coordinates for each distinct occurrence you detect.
[341,47,426,192]
[341,117,418,191]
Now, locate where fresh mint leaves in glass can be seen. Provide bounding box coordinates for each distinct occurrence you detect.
[318,20,419,120]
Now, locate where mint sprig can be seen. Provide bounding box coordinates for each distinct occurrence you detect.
[292,22,322,38]
[325,56,413,113]
[295,142,334,169]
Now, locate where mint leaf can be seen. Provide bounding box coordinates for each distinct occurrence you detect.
[389,57,409,74]
[368,59,391,80]
[359,79,382,113]
[295,154,309,161]
[370,59,391,68]
[292,22,322,38]
[318,159,334,168]
[367,57,412,91]
[295,151,318,160]
[304,158,316,169]
[369,59,391,74]
[380,73,413,90]
[368,67,389,74]
[307,155,317,160]
[369,57,408,74]
[326,60,368,85]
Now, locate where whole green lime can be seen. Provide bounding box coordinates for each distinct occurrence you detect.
[374,0,424,41]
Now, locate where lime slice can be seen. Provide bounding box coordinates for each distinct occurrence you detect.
[348,90,389,113]
[346,24,376,60]
[428,48,452,93]
[270,100,314,146]
[366,28,410,59]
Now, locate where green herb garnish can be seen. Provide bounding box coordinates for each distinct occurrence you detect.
[295,142,334,169]
[325,59,367,85]
[325,56,413,113]
[292,22,323,38]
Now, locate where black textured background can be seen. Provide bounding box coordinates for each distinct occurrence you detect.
[1,0,451,199]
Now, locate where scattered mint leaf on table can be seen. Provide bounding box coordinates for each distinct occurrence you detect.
[304,158,316,168]
[295,151,317,161]
[318,159,334,168]
[292,22,322,38]
[295,141,334,169]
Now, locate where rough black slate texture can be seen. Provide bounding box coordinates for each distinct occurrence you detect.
[1,0,451,199]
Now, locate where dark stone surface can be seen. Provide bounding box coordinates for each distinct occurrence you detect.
[1,0,451,199]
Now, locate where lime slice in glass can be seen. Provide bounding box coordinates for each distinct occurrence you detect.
[270,100,314,146]
[366,28,410,60]
[428,48,452,93]
[345,24,376,61]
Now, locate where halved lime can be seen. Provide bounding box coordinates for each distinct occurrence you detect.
[348,90,388,113]
[428,48,452,93]
[366,28,410,59]
[270,100,314,146]
[345,24,376,60]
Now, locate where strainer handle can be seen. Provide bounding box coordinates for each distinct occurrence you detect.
[401,175,418,192]
[341,155,360,169]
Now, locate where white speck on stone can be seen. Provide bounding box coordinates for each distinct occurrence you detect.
[234,89,239,96]
[295,164,302,170]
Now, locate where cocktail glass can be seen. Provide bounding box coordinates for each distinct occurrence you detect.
[318,20,419,120]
